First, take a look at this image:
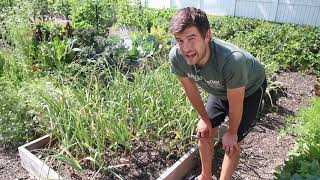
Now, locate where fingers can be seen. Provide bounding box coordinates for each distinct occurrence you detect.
[196,129,209,140]
[229,146,234,155]
[223,145,231,155]
[224,145,238,155]
[223,144,230,154]
[234,143,240,152]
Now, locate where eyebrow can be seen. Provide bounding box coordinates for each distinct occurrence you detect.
[186,34,197,38]
[176,34,197,40]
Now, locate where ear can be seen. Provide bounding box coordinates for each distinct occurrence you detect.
[205,29,212,43]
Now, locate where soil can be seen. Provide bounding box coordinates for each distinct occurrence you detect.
[0,71,317,180]
[0,146,33,180]
[49,140,180,180]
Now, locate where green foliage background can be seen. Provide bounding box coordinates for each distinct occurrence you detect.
[0,0,319,178]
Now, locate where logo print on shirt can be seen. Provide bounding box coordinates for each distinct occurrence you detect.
[187,73,223,88]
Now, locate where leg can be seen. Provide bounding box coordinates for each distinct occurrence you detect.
[197,127,217,180]
[197,95,228,180]
[219,81,267,179]
[219,142,241,180]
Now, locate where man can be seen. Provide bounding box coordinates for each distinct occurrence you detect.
[168,7,267,180]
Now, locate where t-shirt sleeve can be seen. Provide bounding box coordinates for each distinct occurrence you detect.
[169,47,188,77]
[223,51,249,89]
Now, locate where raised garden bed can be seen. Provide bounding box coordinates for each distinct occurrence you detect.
[18,135,197,180]
[18,123,228,180]
[18,135,62,180]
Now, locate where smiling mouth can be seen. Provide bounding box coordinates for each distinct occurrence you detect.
[186,53,196,59]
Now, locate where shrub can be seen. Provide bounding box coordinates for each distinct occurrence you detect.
[230,23,320,75]
[0,78,43,147]
[208,16,262,40]
[276,98,320,178]
[117,1,176,33]
[2,1,33,56]
[36,37,77,70]
[71,0,115,35]
[0,48,49,147]
[117,0,146,31]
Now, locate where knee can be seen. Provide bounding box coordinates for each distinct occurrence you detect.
[225,144,241,159]
[198,136,216,149]
[198,135,214,144]
[198,129,217,143]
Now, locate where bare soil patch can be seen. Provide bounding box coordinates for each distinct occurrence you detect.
[234,71,317,179]
[0,146,34,180]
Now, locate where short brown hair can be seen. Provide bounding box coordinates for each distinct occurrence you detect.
[169,7,210,38]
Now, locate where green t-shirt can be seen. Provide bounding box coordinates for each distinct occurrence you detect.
[170,38,266,100]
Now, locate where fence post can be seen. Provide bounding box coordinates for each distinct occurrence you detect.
[233,0,238,17]
[274,0,280,22]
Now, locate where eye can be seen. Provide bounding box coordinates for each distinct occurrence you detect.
[177,39,183,44]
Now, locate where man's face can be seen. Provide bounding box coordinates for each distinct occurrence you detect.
[174,26,211,66]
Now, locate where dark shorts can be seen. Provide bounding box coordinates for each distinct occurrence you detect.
[205,79,267,142]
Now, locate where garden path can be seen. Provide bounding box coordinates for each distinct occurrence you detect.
[233,71,317,179]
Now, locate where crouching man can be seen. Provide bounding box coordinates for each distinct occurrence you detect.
[168,7,267,180]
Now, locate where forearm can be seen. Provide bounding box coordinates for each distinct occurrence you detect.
[184,84,210,123]
[228,105,243,134]
[178,77,210,124]
[227,87,245,135]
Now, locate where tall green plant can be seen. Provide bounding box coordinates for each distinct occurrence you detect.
[31,0,50,20]
[40,62,198,171]
[71,0,115,35]
[1,0,34,73]
[48,0,72,18]
[117,0,146,30]
[37,37,76,71]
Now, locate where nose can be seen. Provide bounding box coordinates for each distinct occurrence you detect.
[180,41,192,54]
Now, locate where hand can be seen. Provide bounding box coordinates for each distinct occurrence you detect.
[222,131,238,155]
[196,119,212,140]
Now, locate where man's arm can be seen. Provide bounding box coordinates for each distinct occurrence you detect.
[227,86,245,135]
[222,86,245,154]
[178,76,211,125]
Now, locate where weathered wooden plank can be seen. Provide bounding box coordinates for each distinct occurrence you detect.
[157,146,199,180]
[18,135,64,180]
[22,134,51,150]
